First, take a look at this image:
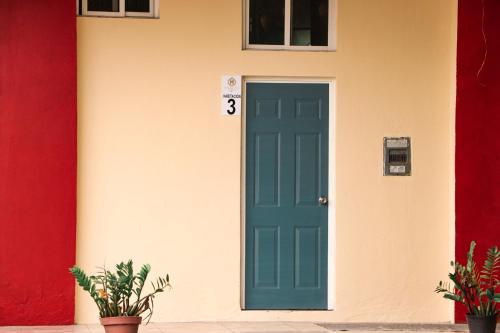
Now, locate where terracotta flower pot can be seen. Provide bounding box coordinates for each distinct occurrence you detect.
[100,316,142,333]
[466,314,497,333]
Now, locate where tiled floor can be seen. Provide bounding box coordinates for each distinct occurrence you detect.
[0,322,470,333]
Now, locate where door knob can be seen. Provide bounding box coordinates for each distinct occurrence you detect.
[319,196,328,206]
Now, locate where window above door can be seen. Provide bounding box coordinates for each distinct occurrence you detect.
[77,0,159,18]
[245,0,336,51]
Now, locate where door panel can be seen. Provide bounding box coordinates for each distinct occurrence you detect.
[295,226,320,289]
[295,133,321,206]
[254,226,280,288]
[245,83,329,309]
[254,133,280,207]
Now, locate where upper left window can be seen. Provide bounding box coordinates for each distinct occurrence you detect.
[77,0,158,18]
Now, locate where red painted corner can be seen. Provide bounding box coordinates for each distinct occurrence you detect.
[0,1,77,325]
[455,0,500,324]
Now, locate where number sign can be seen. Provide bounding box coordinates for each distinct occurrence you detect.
[221,75,242,116]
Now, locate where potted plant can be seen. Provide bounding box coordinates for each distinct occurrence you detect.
[70,260,170,333]
[435,241,499,333]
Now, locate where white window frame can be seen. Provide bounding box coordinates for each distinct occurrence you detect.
[79,0,156,18]
[244,0,337,51]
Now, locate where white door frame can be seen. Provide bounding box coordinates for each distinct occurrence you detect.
[240,76,336,310]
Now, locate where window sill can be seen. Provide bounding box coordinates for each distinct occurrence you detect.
[77,15,159,19]
[243,46,337,52]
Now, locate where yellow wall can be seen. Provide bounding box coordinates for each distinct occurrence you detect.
[76,0,457,323]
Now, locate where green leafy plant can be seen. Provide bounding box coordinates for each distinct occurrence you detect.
[70,260,170,321]
[436,241,500,317]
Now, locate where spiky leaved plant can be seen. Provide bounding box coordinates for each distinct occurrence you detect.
[70,260,170,322]
[436,241,500,317]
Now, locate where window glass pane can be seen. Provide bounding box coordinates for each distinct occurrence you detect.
[126,0,150,12]
[249,0,285,45]
[88,0,120,12]
[291,0,328,46]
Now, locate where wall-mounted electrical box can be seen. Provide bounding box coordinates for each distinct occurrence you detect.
[384,137,411,176]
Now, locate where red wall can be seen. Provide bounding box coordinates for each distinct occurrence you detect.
[0,1,77,325]
[456,0,500,323]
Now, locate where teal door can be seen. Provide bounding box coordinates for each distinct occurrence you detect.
[245,83,329,309]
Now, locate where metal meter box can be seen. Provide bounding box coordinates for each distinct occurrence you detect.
[384,137,411,176]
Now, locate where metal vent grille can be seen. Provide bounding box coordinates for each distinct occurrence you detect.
[388,150,408,163]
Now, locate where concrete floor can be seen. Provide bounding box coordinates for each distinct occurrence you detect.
[0,322,477,333]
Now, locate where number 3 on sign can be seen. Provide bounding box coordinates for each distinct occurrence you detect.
[227,99,236,115]
[221,75,241,116]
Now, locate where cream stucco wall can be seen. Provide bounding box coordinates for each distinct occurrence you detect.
[76,0,457,324]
